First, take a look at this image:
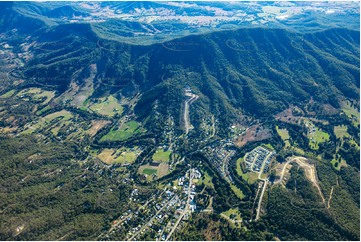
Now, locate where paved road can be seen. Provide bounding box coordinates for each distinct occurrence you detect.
[166,170,194,241]
[184,92,198,134]
[129,195,177,241]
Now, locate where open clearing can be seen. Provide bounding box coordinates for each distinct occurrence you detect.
[231,184,244,199]
[0,89,16,98]
[275,156,326,205]
[235,125,272,147]
[236,157,258,184]
[276,126,291,147]
[152,148,171,163]
[88,95,123,117]
[138,163,169,180]
[221,208,242,226]
[100,121,141,142]
[341,100,359,127]
[86,120,111,136]
[23,110,73,134]
[197,171,214,188]
[17,88,55,105]
[334,125,349,139]
[308,128,329,150]
[97,148,139,165]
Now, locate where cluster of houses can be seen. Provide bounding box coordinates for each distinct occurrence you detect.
[203,141,235,181]
[244,146,274,173]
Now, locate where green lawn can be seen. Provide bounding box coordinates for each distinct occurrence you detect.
[331,158,346,171]
[152,149,171,162]
[222,208,242,221]
[236,158,258,184]
[89,95,123,117]
[23,110,73,134]
[309,128,330,150]
[100,121,140,142]
[114,151,137,164]
[263,143,275,150]
[197,171,214,188]
[231,184,245,199]
[143,168,157,175]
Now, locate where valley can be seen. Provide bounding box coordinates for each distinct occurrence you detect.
[0,1,359,241]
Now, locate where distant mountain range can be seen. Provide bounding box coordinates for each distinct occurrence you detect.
[2,1,359,44]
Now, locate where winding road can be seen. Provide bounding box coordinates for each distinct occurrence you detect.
[275,156,326,205]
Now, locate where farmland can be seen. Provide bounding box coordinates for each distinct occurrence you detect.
[100,121,142,142]
[308,128,330,150]
[276,126,291,148]
[22,110,73,134]
[138,163,169,181]
[88,95,123,117]
[152,148,171,163]
[96,147,140,165]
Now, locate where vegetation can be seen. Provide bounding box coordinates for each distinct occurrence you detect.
[236,158,258,184]
[0,3,359,240]
[152,148,171,163]
[100,121,141,142]
[0,136,132,240]
[143,168,157,175]
[88,95,123,117]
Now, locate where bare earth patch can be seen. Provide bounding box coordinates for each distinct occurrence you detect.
[86,120,111,136]
[235,124,272,147]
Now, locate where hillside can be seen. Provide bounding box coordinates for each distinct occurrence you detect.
[20,26,360,135]
[0,1,359,241]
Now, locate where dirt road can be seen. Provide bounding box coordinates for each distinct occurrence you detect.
[255,179,268,221]
[275,156,326,205]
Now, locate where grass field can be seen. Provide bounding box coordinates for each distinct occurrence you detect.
[276,126,291,148]
[230,184,244,199]
[197,171,214,188]
[152,148,171,162]
[263,143,274,150]
[86,120,111,136]
[89,96,123,117]
[23,110,73,134]
[17,88,55,105]
[236,158,258,184]
[143,168,157,175]
[138,163,169,181]
[309,128,330,150]
[97,149,115,164]
[292,147,305,155]
[0,89,15,98]
[334,125,349,139]
[341,101,360,127]
[97,148,139,164]
[36,105,52,115]
[100,121,140,142]
[222,208,242,221]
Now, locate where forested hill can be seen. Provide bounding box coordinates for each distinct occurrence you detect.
[21,26,360,130]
